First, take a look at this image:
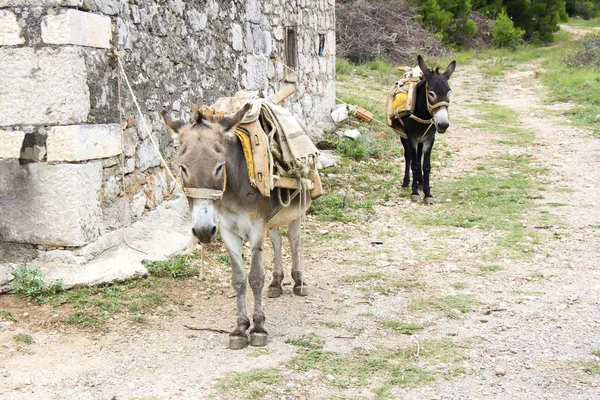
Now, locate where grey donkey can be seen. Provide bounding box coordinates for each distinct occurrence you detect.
[161,103,310,349]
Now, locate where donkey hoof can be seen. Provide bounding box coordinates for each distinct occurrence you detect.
[410,194,420,202]
[228,334,249,350]
[424,197,434,205]
[293,285,309,296]
[250,332,268,347]
[401,185,410,191]
[267,286,283,298]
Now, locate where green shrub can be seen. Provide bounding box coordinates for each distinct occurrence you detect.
[491,9,526,48]
[142,255,197,278]
[11,266,63,304]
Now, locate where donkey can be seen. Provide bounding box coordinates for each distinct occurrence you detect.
[161,104,311,350]
[391,55,456,204]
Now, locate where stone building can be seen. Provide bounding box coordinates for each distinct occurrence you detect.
[0,0,336,288]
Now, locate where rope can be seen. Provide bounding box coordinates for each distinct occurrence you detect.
[116,50,146,255]
[115,51,203,266]
[115,52,183,194]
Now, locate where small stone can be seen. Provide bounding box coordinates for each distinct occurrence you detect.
[22,312,29,318]
[326,374,335,381]
[343,129,361,140]
[494,366,507,376]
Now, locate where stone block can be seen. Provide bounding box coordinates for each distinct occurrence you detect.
[0,0,82,6]
[0,47,89,126]
[0,160,103,247]
[0,130,25,159]
[42,9,112,49]
[47,124,121,162]
[0,10,24,46]
[136,137,161,171]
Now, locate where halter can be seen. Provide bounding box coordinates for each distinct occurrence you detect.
[180,165,227,200]
[425,81,450,115]
[404,81,450,142]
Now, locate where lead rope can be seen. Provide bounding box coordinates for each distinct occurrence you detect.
[116,52,146,255]
[115,51,205,277]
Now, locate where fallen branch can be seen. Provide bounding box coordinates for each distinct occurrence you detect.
[183,325,229,334]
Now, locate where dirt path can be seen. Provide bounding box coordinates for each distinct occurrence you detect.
[2,55,600,399]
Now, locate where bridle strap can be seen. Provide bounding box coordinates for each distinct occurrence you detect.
[183,187,224,200]
[425,81,450,116]
[180,165,227,200]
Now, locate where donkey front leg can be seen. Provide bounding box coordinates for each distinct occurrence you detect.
[407,138,423,202]
[422,136,435,205]
[221,228,250,350]
[267,227,284,298]
[288,218,308,296]
[248,223,268,346]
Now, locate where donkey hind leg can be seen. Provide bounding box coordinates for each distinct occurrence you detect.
[248,222,268,346]
[267,227,284,298]
[288,217,308,296]
[422,136,435,204]
[221,227,250,349]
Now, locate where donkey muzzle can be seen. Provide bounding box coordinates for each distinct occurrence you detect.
[191,201,218,243]
[433,107,450,134]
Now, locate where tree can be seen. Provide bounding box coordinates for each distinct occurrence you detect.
[491,8,526,48]
[566,0,600,19]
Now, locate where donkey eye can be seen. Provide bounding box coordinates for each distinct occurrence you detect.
[428,91,436,100]
[181,165,189,177]
[214,163,225,177]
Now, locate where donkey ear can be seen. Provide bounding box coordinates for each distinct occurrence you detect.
[443,60,456,79]
[218,103,252,132]
[160,109,185,139]
[417,55,432,80]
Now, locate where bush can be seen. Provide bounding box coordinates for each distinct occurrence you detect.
[11,266,63,304]
[566,0,600,19]
[142,255,197,278]
[491,9,525,48]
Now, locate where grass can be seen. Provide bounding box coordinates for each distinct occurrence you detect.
[1,310,16,322]
[463,25,600,135]
[13,333,33,344]
[381,320,423,335]
[10,266,63,304]
[340,272,390,284]
[215,368,282,399]
[287,335,466,397]
[216,253,231,267]
[142,254,198,278]
[565,17,600,28]
[53,280,169,328]
[580,361,600,375]
[480,265,504,273]
[451,282,468,290]
[409,295,476,318]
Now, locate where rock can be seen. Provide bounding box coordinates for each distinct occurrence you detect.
[343,129,361,140]
[319,150,340,169]
[494,365,507,376]
[331,104,348,123]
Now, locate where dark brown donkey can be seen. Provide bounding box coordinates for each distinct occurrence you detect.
[391,55,456,204]
[161,104,311,349]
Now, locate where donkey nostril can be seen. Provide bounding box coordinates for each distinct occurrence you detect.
[211,226,217,236]
[192,228,198,237]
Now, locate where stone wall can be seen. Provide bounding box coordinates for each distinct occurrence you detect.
[0,0,336,263]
